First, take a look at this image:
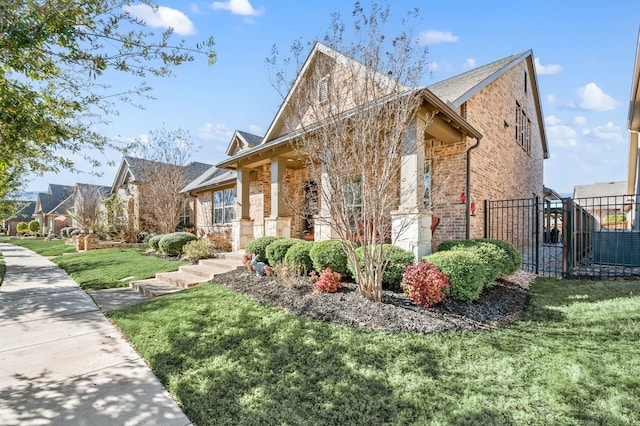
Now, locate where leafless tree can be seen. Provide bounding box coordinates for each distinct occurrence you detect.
[269,2,431,301]
[70,185,104,233]
[134,127,197,234]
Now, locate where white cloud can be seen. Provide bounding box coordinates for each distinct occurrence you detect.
[418,30,459,45]
[591,122,624,143]
[547,124,578,148]
[546,94,558,105]
[577,82,620,111]
[124,5,195,36]
[212,0,264,16]
[248,124,263,135]
[545,115,562,126]
[573,116,587,126]
[534,58,562,75]
[198,122,233,142]
[464,58,477,69]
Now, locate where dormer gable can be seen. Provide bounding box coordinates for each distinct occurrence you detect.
[226,130,262,156]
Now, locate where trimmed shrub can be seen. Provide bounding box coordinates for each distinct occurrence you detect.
[140,232,155,244]
[183,238,216,261]
[159,232,197,256]
[266,238,302,266]
[311,268,343,293]
[17,222,29,235]
[283,241,314,274]
[423,249,488,301]
[28,220,41,233]
[207,230,232,252]
[437,238,521,277]
[347,244,415,291]
[401,262,450,307]
[309,240,348,275]
[148,234,165,251]
[245,236,283,263]
[70,229,81,236]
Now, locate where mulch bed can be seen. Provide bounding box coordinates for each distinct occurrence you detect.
[213,268,533,334]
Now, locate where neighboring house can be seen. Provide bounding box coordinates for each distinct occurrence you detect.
[627,29,640,229]
[69,183,112,232]
[209,42,548,256]
[33,184,74,235]
[2,201,36,236]
[573,181,631,229]
[110,156,212,232]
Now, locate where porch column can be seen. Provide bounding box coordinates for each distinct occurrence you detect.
[392,122,432,260]
[314,164,337,241]
[265,157,291,237]
[232,168,254,250]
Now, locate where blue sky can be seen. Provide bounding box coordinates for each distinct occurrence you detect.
[26,0,640,197]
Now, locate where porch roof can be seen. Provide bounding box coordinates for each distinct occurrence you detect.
[216,88,482,170]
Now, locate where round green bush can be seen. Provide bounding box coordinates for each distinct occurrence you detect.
[283,241,314,274]
[437,238,521,278]
[141,232,156,244]
[28,220,41,233]
[309,240,348,275]
[148,234,164,251]
[16,222,29,235]
[423,249,488,301]
[245,236,282,263]
[347,244,415,291]
[159,232,197,256]
[266,238,302,266]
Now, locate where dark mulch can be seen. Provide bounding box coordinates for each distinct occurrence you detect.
[213,268,532,334]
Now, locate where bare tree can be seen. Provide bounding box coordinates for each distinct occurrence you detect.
[269,2,430,301]
[70,185,104,233]
[134,127,197,234]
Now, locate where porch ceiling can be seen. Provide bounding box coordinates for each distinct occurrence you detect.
[221,143,305,171]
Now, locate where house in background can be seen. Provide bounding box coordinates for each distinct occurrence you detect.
[573,181,631,229]
[68,183,112,232]
[2,201,36,236]
[210,42,548,256]
[33,184,74,235]
[110,156,212,232]
[627,29,640,229]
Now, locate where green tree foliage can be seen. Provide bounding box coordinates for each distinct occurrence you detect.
[0,1,216,203]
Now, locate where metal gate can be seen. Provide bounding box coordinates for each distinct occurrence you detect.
[485,193,640,279]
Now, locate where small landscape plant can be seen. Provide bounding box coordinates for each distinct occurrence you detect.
[309,240,348,275]
[401,262,450,307]
[28,219,41,234]
[424,249,487,301]
[266,238,301,266]
[245,236,282,263]
[17,222,28,235]
[242,252,254,271]
[182,238,216,261]
[347,244,414,291]
[148,234,164,251]
[283,241,314,275]
[158,232,197,256]
[207,230,232,252]
[310,267,343,293]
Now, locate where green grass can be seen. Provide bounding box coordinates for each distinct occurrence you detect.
[52,248,187,290]
[5,238,78,256]
[108,277,640,425]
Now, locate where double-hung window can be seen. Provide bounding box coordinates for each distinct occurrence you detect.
[213,188,235,225]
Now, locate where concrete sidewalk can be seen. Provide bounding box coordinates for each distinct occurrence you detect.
[0,242,192,426]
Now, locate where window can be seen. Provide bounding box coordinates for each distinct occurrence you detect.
[343,175,362,221]
[318,74,330,104]
[515,102,531,154]
[180,200,192,225]
[423,160,432,210]
[524,71,528,93]
[213,188,235,225]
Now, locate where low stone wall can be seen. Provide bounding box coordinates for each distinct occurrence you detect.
[71,235,146,251]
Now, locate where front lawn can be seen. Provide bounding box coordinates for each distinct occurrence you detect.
[109,277,640,425]
[52,248,187,290]
[5,238,78,256]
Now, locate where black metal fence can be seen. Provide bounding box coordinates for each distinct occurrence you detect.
[485,193,640,280]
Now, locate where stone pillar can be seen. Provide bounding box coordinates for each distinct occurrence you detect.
[392,123,432,259]
[233,168,254,250]
[264,157,291,237]
[232,218,254,251]
[314,165,336,241]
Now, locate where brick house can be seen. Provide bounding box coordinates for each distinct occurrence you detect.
[33,184,74,235]
[188,43,548,256]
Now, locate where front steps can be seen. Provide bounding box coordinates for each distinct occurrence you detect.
[131,252,245,298]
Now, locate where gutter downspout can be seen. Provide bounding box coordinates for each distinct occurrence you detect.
[466,137,482,239]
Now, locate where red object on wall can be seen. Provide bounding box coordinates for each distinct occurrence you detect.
[460,192,466,203]
[470,202,476,216]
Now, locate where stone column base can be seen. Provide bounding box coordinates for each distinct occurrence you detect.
[313,216,337,241]
[391,211,432,260]
[232,218,255,251]
[264,217,291,238]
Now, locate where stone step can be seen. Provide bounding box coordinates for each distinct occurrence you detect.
[179,264,230,280]
[131,279,184,298]
[218,251,247,263]
[155,271,204,288]
[198,257,242,270]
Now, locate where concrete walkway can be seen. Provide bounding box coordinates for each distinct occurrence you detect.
[0,243,192,426]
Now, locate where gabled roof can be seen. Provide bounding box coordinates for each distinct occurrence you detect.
[111,155,213,193]
[226,130,262,156]
[429,50,549,159]
[262,42,408,144]
[13,201,36,221]
[75,183,111,198]
[35,184,74,215]
[180,165,236,194]
[573,181,627,199]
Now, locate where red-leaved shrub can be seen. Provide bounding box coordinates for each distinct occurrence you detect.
[311,268,343,293]
[401,262,450,307]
